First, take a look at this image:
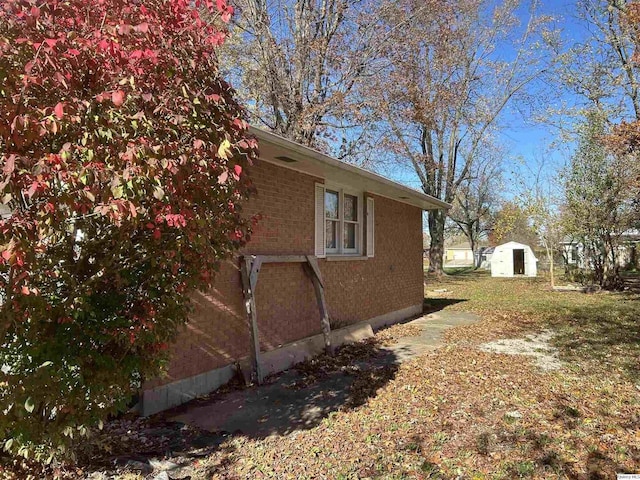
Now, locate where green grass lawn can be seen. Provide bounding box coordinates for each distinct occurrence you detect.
[185,272,640,480]
[431,271,640,382]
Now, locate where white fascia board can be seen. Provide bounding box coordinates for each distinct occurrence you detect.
[249,127,451,212]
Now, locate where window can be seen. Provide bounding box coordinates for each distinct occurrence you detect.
[343,194,358,253]
[315,184,370,257]
[325,190,340,252]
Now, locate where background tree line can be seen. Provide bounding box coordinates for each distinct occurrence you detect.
[223,0,640,287]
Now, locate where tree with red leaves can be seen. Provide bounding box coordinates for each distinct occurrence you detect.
[0,0,257,460]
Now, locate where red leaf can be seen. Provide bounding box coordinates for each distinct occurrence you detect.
[217,171,228,184]
[45,38,57,48]
[232,118,247,130]
[26,181,38,199]
[209,32,226,46]
[3,154,16,175]
[153,228,161,240]
[194,139,204,149]
[30,6,40,18]
[136,22,149,33]
[112,90,125,107]
[54,102,64,120]
[1,250,11,261]
[234,164,242,176]
[21,286,30,295]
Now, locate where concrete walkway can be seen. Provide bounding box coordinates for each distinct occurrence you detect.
[168,310,479,439]
[384,310,479,362]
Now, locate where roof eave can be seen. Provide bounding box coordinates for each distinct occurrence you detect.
[249,127,450,212]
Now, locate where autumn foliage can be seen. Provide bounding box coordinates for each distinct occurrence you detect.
[0,0,257,459]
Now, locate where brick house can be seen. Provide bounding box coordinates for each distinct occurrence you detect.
[141,128,449,415]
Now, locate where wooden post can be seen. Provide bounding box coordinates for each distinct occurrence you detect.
[240,256,264,384]
[306,256,332,355]
[241,254,333,380]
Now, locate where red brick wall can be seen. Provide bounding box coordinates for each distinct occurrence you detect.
[320,193,424,328]
[147,160,423,388]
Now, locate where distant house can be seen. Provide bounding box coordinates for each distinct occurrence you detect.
[560,237,584,268]
[490,241,538,277]
[444,242,474,266]
[561,231,640,270]
[479,246,495,269]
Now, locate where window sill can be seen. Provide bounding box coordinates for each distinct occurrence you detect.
[325,255,368,262]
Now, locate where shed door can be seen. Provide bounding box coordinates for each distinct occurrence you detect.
[513,249,525,275]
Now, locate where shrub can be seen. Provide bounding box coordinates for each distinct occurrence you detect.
[564,266,595,286]
[0,0,257,461]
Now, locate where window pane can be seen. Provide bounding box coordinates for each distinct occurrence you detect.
[326,220,337,249]
[344,194,357,221]
[344,223,356,249]
[325,190,339,220]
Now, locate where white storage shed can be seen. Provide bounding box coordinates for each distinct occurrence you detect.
[490,241,537,277]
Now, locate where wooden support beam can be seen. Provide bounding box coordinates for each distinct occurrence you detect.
[240,256,264,384]
[305,255,325,289]
[305,255,332,354]
[249,255,262,291]
[241,254,333,381]
[256,255,308,264]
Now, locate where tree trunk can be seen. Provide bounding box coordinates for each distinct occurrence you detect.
[603,234,623,289]
[548,247,555,289]
[470,237,478,269]
[428,210,445,275]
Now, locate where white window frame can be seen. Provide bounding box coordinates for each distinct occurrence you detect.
[323,185,363,256]
[324,188,341,255]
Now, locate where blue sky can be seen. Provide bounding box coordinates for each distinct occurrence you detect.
[497,0,587,194]
[382,0,598,200]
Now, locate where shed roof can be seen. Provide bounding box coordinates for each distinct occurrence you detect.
[494,241,538,260]
[495,241,534,250]
[250,127,450,212]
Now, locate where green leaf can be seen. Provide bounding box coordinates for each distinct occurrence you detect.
[38,361,53,368]
[25,397,35,413]
[4,438,13,451]
[112,185,124,199]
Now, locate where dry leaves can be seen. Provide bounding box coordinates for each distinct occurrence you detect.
[9,272,640,480]
[195,273,640,479]
[374,322,423,345]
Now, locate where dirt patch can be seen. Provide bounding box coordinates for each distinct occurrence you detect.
[478,330,564,371]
